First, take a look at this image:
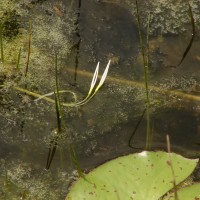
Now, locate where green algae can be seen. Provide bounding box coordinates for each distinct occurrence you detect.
[124,0,200,36]
[0,0,77,91]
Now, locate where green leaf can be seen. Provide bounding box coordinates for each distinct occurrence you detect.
[66,151,198,200]
[163,183,200,200]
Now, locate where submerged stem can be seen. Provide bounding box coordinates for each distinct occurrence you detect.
[55,54,62,132]
[135,0,145,66]
[166,135,179,200]
[0,24,4,65]
[25,19,32,77]
[177,1,195,67]
[145,13,151,150]
[135,0,151,150]
[16,47,21,70]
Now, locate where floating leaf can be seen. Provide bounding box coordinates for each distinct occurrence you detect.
[66,151,198,200]
[163,183,200,200]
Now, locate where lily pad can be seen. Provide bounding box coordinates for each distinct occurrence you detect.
[163,183,200,200]
[66,151,198,200]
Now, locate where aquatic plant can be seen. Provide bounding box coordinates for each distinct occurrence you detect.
[45,58,111,169]
[0,23,4,65]
[25,19,32,77]
[54,54,62,132]
[34,60,111,107]
[177,1,195,67]
[166,135,178,200]
[135,0,151,149]
[70,147,88,182]
[129,0,196,150]
[46,55,63,169]
[16,47,21,70]
[66,151,200,200]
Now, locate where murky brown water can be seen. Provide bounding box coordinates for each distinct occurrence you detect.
[0,0,200,199]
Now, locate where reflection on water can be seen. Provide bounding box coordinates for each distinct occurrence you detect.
[0,0,200,199]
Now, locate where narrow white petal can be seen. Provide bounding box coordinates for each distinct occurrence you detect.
[88,62,99,95]
[95,60,111,92]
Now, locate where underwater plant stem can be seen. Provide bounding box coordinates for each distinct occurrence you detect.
[63,69,200,102]
[135,0,145,66]
[70,147,89,182]
[128,108,146,148]
[16,48,21,70]
[136,0,151,149]
[45,55,63,170]
[145,13,151,150]
[177,1,195,67]
[55,55,62,132]
[55,91,62,132]
[0,24,4,65]
[25,19,32,77]
[166,134,179,200]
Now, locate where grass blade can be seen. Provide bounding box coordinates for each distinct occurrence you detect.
[55,55,62,132]
[145,13,151,150]
[55,91,62,132]
[70,147,90,182]
[135,0,145,66]
[128,108,146,148]
[166,134,179,200]
[0,24,4,65]
[16,47,21,70]
[25,19,32,77]
[135,0,151,150]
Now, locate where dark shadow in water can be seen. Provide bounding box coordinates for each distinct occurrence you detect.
[46,135,59,170]
[76,0,139,76]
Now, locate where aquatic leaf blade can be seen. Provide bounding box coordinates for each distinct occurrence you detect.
[66,151,198,200]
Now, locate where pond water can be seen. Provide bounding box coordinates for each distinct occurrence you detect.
[0,0,200,199]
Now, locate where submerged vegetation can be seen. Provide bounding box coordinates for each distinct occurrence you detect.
[135,0,151,149]
[0,23,4,65]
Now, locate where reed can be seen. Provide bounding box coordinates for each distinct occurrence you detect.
[70,147,89,182]
[55,54,62,132]
[135,0,151,150]
[16,47,21,70]
[46,55,62,169]
[145,13,151,150]
[0,24,4,65]
[166,134,179,200]
[25,19,32,77]
[177,1,195,67]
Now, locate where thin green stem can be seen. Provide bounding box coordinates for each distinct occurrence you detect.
[16,47,21,70]
[145,13,151,150]
[135,0,152,149]
[55,55,62,132]
[135,0,146,66]
[25,19,32,77]
[70,147,90,183]
[0,24,4,65]
[166,135,179,200]
[177,1,195,67]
